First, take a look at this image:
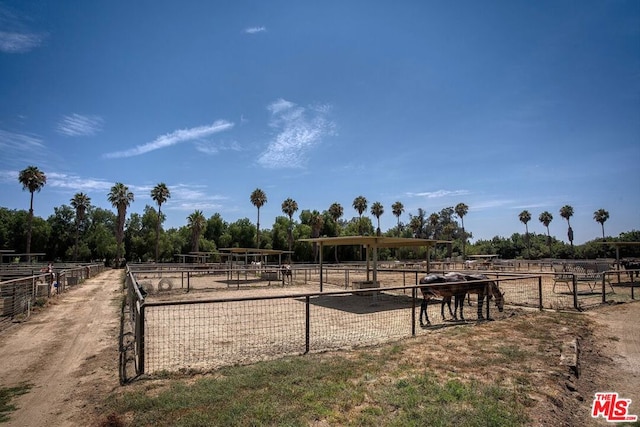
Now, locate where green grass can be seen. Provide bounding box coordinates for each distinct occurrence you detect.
[0,383,32,423]
[103,349,527,427]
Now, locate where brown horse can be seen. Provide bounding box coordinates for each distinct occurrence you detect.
[419,272,505,326]
[418,273,467,326]
[461,273,505,321]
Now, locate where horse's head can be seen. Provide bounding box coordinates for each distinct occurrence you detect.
[491,281,504,312]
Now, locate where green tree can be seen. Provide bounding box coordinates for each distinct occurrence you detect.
[18,165,47,261]
[70,193,91,261]
[250,188,267,248]
[538,211,553,256]
[518,210,532,259]
[108,182,134,266]
[593,209,610,240]
[455,203,469,260]
[310,210,324,262]
[352,196,368,235]
[150,183,170,262]
[370,202,384,236]
[328,202,344,262]
[204,213,228,250]
[281,198,298,262]
[187,210,206,253]
[391,201,404,236]
[560,205,574,250]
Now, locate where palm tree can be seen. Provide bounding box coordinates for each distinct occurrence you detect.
[352,196,368,235]
[18,165,47,261]
[593,209,610,240]
[187,210,206,253]
[370,202,384,236]
[328,202,343,262]
[518,210,532,259]
[391,201,404,236]
[108,183,134,267]
[455,203,469,260]
[560,205,574,250]
[310,210,324,262]
[250,188,267,248]
[538,211,553,256]
[428,212,439,239]
[151,183,171,262]
[70,192,91,261]
[281,198,298,262]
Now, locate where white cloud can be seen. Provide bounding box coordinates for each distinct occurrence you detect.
[0,129,44,151]
[195,140,242,155]
[0,31,44,52]
[406,189,470,199]
[45,172,113,192]
[244,26,266,34]
[57,114,104,137]
[258,99,336,169]
[103,120,234,159]
[166,184,228,212]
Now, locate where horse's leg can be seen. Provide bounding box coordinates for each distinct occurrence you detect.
[477,293,485,320]
[457,294,465,321]
[442,297,454,320]
[420,299,430,326]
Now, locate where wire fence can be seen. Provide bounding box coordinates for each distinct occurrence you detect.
[119,264,638,381]
[0,263,107,331]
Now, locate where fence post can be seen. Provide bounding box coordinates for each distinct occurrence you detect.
[601,276,606,304]
[138,302,145,375]
[411,287,416,336]
[572,275,579,310]
[538,276,543,311]
[305,296,310,354]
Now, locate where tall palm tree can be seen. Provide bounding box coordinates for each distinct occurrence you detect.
[187,210,206,253]
[70,192,91,261]
[455,203,469,260]
[310,210,324,262]
[560,205,574,250]
[428,212,439,239]
[518,210,532,259]
[328,202,343,262]
[593,209,610,240]
[18,165,47,261]
[352,196,368,235]
[250,188,267,248]
[281,198,298,262]
[370,202,384,236]
[538,211,553,256]
[391,201,404,236]
[108,183,134,267]
[151,183,171,262]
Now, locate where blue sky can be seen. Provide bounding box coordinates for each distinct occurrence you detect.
[1,1,638,245]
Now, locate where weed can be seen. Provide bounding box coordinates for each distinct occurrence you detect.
[0,383,32,423]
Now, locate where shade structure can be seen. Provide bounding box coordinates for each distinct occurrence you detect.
[298,236,450,291]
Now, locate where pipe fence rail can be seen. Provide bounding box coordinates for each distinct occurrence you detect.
[0,263,107,331]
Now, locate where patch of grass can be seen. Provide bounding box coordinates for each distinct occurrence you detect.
[33,298,47,308]
[496,345,530,363]
[0,383,32,423]
[105,350,530,427]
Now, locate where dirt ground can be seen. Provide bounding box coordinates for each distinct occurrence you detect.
[0,269,638,426]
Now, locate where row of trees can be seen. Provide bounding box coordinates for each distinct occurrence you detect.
[7,165,638,265]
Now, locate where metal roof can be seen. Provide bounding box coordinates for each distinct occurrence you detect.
[298,236,449,248]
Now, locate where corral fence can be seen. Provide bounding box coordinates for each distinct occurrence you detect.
[0,263,107,332]
[119,263,638,382]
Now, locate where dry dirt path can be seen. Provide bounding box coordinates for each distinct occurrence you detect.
[587,301,640,413]
[0,269,122,427]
